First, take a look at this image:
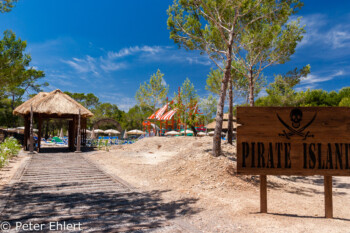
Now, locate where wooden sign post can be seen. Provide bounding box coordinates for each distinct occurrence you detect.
[236,107,350,218]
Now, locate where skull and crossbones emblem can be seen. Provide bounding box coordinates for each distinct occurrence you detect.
[277,108,317,140]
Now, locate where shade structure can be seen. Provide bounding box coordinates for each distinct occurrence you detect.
[180,129,194,134]
[13,89,93,152]
[13,89,93,117]
[206,121,237,130]
[93,129,104,133]
[86,129,92,134]
[197,132,207,136]
[165,131,180,136]
[127,129,146,135]
[160,108,177,120]
[208,131,214,136]
[17,126,25,130]
[59,128,64,138]
[147,103,170,120]
[104,129,120,135]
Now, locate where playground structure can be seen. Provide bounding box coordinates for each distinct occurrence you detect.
[142,99,205,136]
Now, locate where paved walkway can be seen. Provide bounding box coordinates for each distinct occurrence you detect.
[0,153,199,232]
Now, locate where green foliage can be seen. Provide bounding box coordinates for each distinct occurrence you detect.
[0,137,21,168]
[199,94,217,124]
[0,0,17,13]
[339,97,350,107]
[135,69,169,112]
[206,66,265,103]
[256,79,350,107]
[124,105,153,130]
[0,30,46,98]
[173,78,200,128]
[256,65,310,106]
[64,92,100,110]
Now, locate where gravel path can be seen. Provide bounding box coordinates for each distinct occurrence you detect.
[0,152,198,232]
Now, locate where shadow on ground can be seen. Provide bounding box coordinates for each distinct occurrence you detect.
[38,147,95,154]
[0,182,201,232]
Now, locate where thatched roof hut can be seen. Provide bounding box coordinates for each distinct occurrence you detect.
[206,113,237,130]
[14,89,93,117]
[13,89,93,152]
[206,120,237,130]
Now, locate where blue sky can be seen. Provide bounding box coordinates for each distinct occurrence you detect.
[1,0,350,110]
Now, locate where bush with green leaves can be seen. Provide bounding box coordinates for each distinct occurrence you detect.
[0,137,21,168]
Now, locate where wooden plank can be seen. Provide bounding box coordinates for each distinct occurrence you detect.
[237,107,350,176]
[260,175,267,213]
[324,176,333,218]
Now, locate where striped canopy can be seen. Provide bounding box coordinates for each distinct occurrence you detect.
[148,103,169,120]
[160,108,177,120]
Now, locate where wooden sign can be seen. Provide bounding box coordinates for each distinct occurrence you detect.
[236,107,350,218]
[237,107,350,176]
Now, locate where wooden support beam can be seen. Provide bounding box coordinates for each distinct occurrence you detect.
[324,176,333,218]
[260,175,267,213]
[29,105,34,154]
[24,115,29,150]
[37,116,42,152]
[76,109,81,153]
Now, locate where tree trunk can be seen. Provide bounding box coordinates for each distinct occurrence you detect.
[249,68,255,107]
[227,76,233,144]
[212,42,233,156]
[190,125,197,136]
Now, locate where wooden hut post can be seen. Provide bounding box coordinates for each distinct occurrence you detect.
[68,120,74,151]
[37,115,42,152]
[29,105,34,154]
[24,115,29,150]
[76,109,81,153]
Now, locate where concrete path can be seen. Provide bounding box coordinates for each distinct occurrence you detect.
[0,153,199,232]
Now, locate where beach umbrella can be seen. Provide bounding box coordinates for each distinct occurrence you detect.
[123,130,127,139]
[17,126,25,130]
[165,131,180,136]
[6,128,17,132]
[127,129,146,135]
[86,129,92,134]
[197,132,207,136]
[59,128,64,138]
[104,129,120,135]
[180,129,194,134]
[208,131,214,136]
[93,129,104,133]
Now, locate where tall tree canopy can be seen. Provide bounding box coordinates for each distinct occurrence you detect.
[0,0,17,13]
[172,78,200,134]
[167,0,303,156]
[135,69,169,112]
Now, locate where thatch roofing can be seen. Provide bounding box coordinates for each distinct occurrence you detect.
[13,89,93,117]
[206,120,237,130]
[223,113,236,121]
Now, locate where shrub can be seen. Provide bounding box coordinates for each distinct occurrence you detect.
[0,137,22,168]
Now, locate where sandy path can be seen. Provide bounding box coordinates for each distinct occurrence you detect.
[84,137,350,232]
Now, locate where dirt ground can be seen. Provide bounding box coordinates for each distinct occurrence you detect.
[0,151,29,187]
[84,136,350,233]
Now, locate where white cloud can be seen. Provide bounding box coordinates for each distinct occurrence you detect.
[296,70,345,91]
[296,14,350,50]
[327,25,350,48]
[107,45,162,59]
[297,14,327,47]
[62,55,99,76]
